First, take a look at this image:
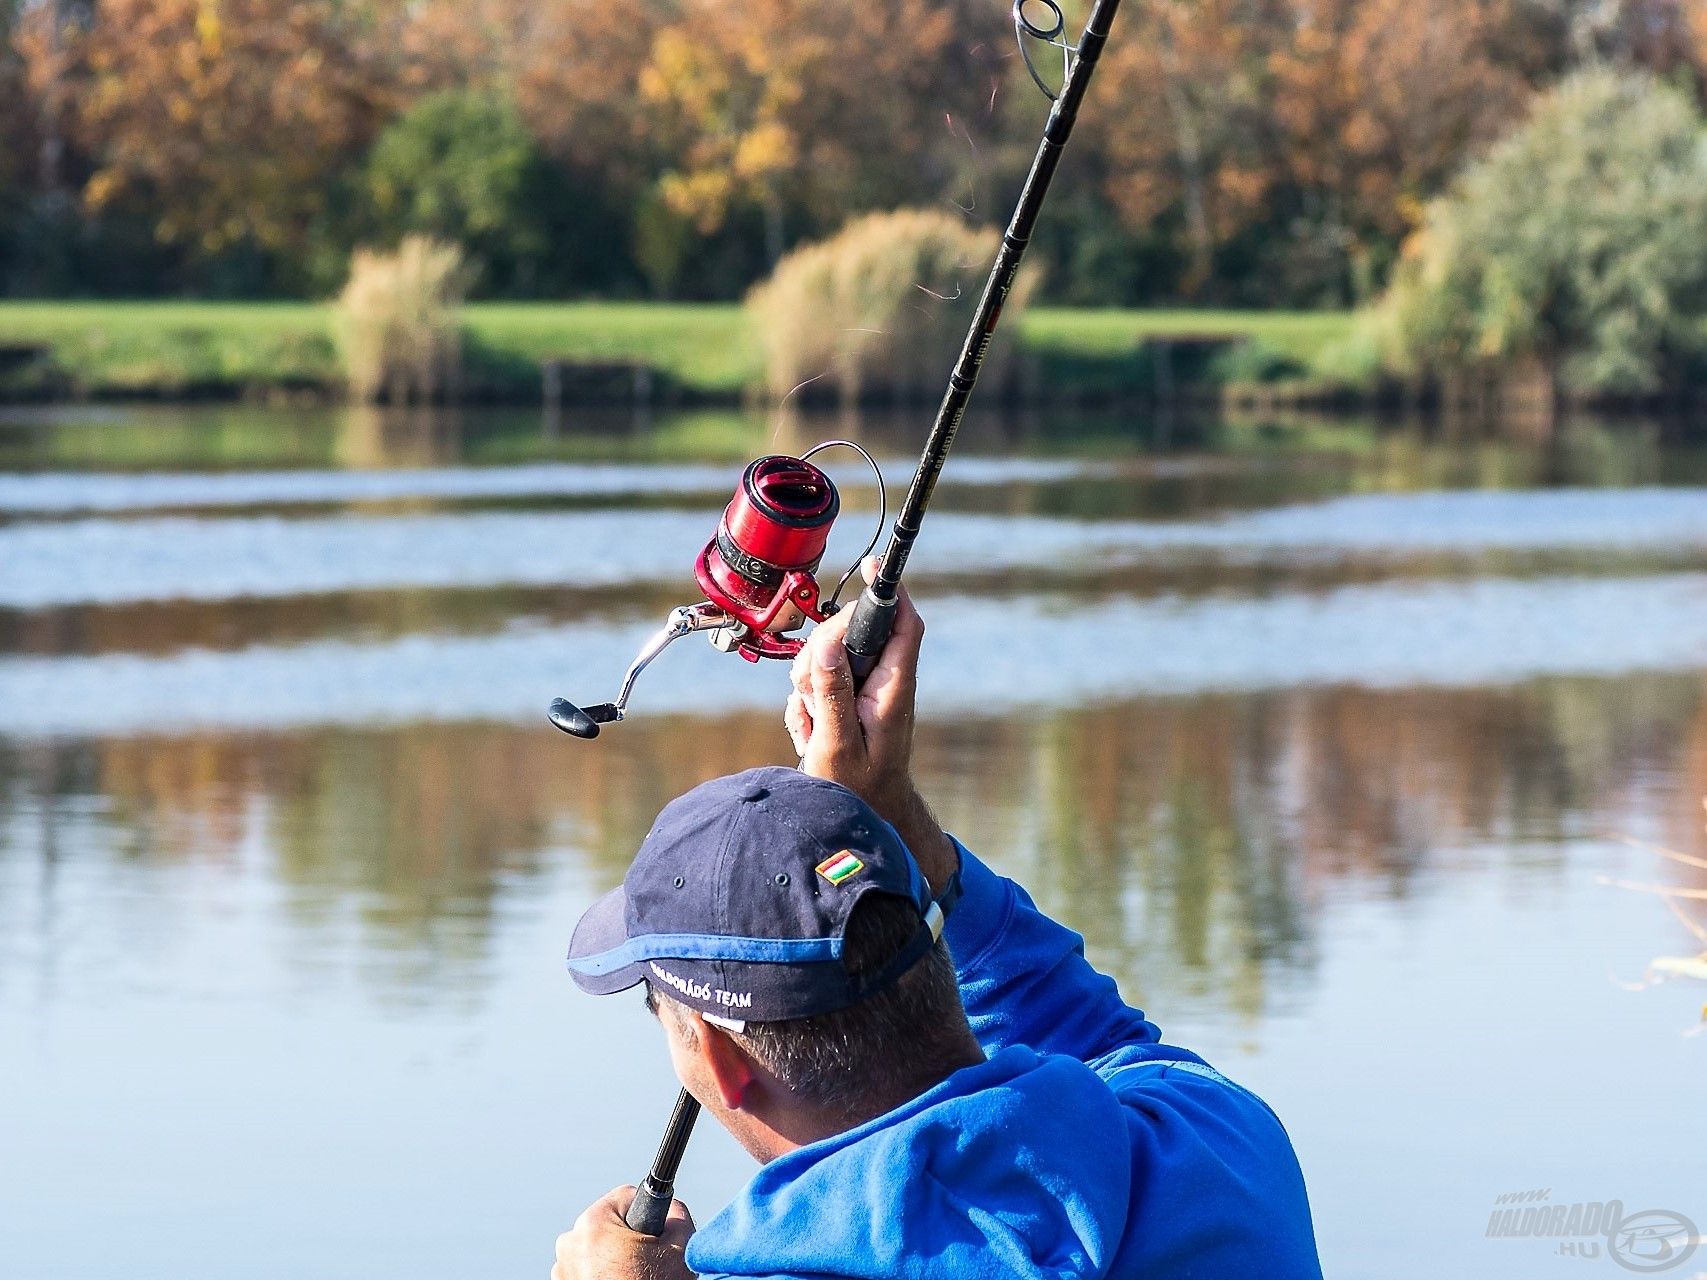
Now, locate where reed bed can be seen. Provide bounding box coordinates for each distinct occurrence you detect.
[747,209,1040,405]
[336,236,471,404]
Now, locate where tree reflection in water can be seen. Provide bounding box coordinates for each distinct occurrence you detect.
[5,672,1702,1024]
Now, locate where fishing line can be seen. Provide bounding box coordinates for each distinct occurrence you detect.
[799,439,887,611]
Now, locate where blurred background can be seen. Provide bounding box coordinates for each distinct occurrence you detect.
[2,1,1706,1278]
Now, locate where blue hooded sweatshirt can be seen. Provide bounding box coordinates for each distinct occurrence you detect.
[683,843,1323,1279]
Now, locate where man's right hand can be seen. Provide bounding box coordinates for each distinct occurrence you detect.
[552,1186,694,1280]
[785,562,958,897]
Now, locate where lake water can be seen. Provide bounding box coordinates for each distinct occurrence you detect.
[2,404,1704,1279]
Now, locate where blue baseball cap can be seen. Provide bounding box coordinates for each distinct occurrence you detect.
[566,767,944,1024]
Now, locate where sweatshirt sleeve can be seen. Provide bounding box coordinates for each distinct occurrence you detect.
[942,839,1173,1068]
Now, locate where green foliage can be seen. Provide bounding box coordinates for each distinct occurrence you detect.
[1206,339,1306,384]
[1308,323,1387,388]
[362,91,551,296]
[747,209,1039,403]
[631,188,694,299]
[1379,69,1707,394]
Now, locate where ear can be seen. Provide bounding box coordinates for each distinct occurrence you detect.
[694,1016,760,1112]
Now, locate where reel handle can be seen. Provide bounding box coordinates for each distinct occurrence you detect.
[547,698,621,740]
[842,587,898,685]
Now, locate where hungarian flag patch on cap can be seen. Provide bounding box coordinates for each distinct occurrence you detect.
[815,850,865,886]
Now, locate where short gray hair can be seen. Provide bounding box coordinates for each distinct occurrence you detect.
[650,893,970,1124]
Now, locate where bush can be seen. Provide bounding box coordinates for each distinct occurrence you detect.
[336,236,471,403]
[1377,69,1707,396]
[746,208,1039,404]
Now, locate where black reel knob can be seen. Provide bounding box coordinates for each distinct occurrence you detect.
[548,698,620,740]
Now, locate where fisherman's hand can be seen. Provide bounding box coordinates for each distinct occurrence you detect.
[552,1186,695,1280]
[787,559,958,896]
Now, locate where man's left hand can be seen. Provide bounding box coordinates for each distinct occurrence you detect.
[552,1186,695,1280]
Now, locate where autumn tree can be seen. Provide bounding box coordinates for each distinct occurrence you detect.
[0,1,28,231]
[74,0,395,282]
[1265,0,1530,301]
[1095,0,1288,298]
[6,0,102,291]
[637,0,1005,267]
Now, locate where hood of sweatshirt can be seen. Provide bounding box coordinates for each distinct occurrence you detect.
[685,1044,1136,1280]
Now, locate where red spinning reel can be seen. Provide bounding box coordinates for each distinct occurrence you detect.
[548,441,882,738]
[697,454,839,661]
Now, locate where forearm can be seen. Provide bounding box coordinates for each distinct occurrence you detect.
[873,784,959,900]
[943,842,1165,1065]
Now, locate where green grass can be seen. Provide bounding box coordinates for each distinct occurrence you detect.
[1019,308,1356,364]
[0,301,339,396]
[463,303,757,394]
[0,300,1357,400]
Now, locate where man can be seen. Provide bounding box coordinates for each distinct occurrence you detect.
[553,583,1322,1279]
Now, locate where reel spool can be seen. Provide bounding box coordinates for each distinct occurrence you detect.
[696,455,840,662]
[547,441,883,738]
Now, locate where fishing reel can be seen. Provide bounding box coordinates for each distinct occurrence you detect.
[548,441,884,739]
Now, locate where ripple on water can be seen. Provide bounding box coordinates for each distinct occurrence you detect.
[4,487,1707,609]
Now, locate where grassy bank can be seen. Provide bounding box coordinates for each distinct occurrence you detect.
[0,300,1357,402]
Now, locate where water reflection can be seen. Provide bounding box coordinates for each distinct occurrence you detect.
[10,573,1707,737]
[7,675,1702,1023]
[3,401,1704,485]
[5,405,1705,1279]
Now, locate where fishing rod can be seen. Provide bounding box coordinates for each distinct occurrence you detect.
[842,0,1121,677]
[554,0,1122,1237]
[622,1089,701,1235]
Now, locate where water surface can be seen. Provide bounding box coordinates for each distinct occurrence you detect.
[2,404,1703,1279]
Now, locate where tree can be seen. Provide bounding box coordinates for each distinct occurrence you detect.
[1095,0,1287,299]
[1265,0,1531,301]
[74,0,394,277]
[361,90,550,294]
[390,0,665,295]
[1379,68,1707,396]
[637,0,1003,267]
[0,0,28,250]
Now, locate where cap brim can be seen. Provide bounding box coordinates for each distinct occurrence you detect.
[565,884,645,996]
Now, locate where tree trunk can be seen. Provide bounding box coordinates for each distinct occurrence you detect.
[1158,40,1212,297]
[763,194,784,271]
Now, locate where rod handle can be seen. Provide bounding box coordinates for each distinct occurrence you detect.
[842,588,897,684]
[624,1175,676,1237]
[624,1089,700,1236]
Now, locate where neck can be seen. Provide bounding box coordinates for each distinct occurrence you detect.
[751,1034,986,1162]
